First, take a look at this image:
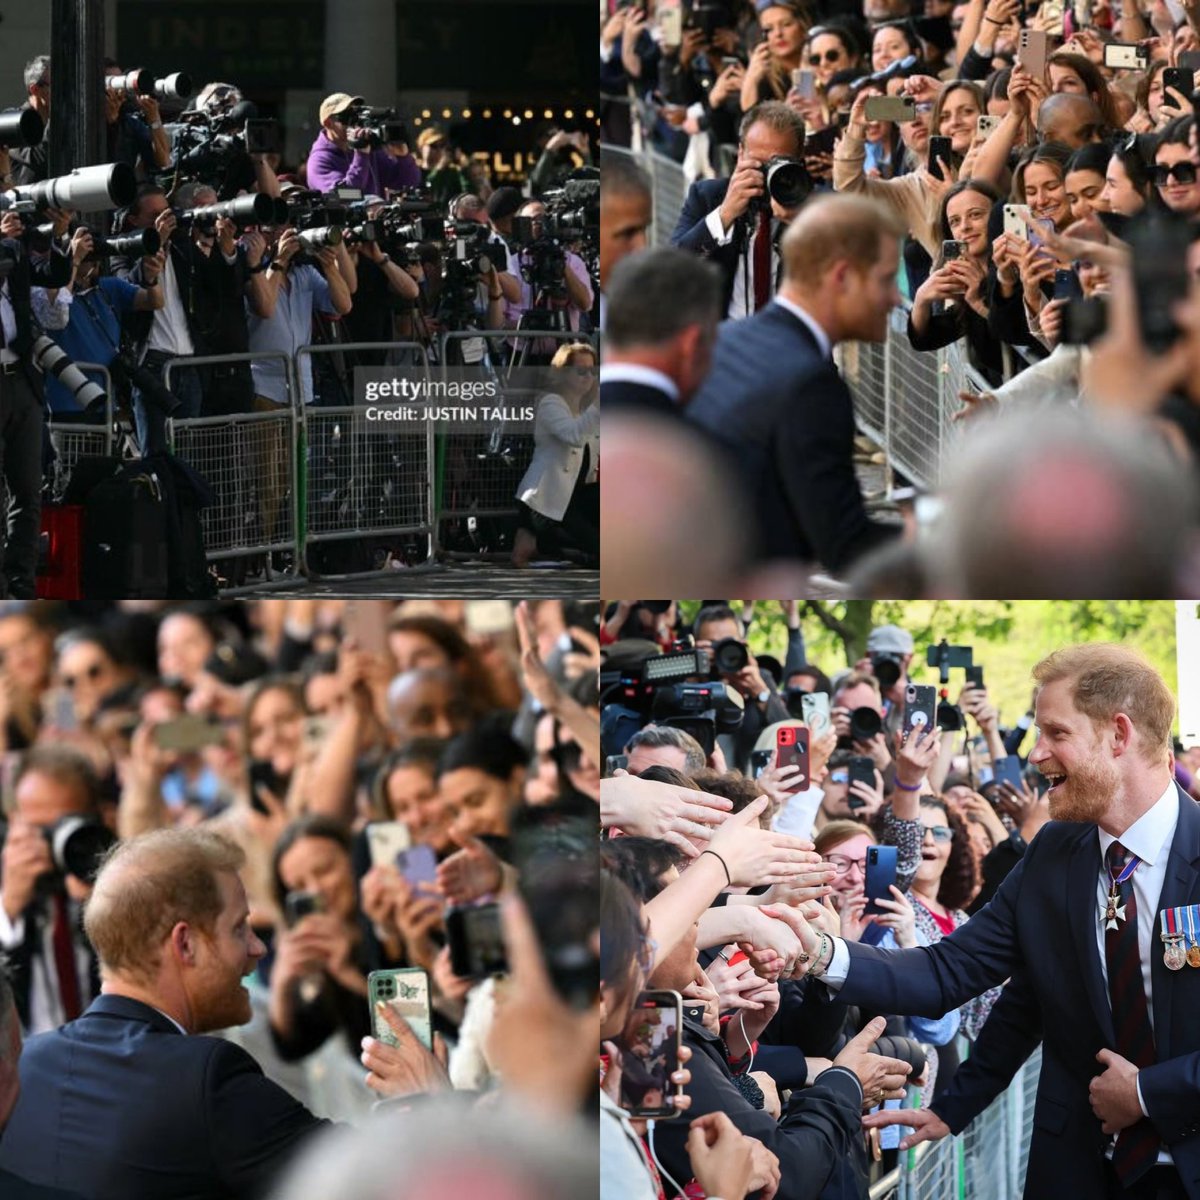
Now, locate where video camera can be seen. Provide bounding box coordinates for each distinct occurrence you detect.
[171,101,281,183]
[344,103,410,150]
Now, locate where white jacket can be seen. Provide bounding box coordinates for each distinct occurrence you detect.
[516,392,599,521]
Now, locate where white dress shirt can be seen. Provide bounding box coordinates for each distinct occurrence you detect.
[705,205,780,320]
[0,895,94,1034]
[144,252,194,358]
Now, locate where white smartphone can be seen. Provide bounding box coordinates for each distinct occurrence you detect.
[801,691,832,738]
[366,820,412,870]
[791,68,818,100]
[1003,203,1031,240]
[1103,42,1148,69]
[976,114,1002,138]
[659,3,683,45]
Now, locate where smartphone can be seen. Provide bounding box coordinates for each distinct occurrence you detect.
[927,135,953,182]
[248,758,288,815]
[1017,28,1049,79]
[464,600,514,635]
[964,664,985,690]
[1103,42,1148,69]
[791,68,818,100]
[1129,213,1193,352]
[617,990,684,1118]
[976,114,1002,138]
[1053,267,1082,302]
[1041,0,1066,32]
[776,724,811,792]
[904,684,937,738]
[942,238,966,262]
[368,967,433,1050]
[151,714,223,753]
[284,889,324,926]
[48,688,76,732]
[993,755,1023,792]
[805,124,839,154]
[606,753,629,776]
[366,819,412,870]
[1179,49,1200,71]
[1163,67,1193,108]
[659,3,684,45]
[1062,294,1108,344]
[1003,202,1031,240]
[446,901,508,979]
[864,95,917,123]
[847,755,875,809]
[864,845,898,915]
[721,55,743,70]
[395,843,439,899]
[750,748,773,778]
[801,691,832,738]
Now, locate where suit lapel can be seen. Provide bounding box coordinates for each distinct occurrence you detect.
[1150,786,1200,1057]
[1067,826,1115,1045]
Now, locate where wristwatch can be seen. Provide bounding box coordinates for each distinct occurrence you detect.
[756,687,771,705]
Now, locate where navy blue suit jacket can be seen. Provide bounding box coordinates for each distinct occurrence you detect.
[599,378,679,418]
[686,301,899,572]
[834,786,1200,1198]
[0,994,328,1200]
[670,177,746,317]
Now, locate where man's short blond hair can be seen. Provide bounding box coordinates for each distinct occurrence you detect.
[781,194,904,289]
[84,829,245,985]
[1032,644,1175,763]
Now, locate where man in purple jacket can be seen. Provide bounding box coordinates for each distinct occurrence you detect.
[306,92,421,195]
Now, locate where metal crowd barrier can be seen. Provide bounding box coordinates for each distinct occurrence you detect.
[434,329,598,561]
[294,341,436,577]
[868,1045,1042,1200]
[164,351,302,576]
[45,361,115,498]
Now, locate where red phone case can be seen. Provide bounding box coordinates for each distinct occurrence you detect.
[775,726,811,792]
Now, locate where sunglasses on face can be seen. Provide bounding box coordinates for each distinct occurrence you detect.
[63,663,104,689]
[923,825,954,844]
[810,49,844,64]
[1151,161,1198,185]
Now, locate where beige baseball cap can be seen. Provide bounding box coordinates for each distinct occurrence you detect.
[319,93,364,123]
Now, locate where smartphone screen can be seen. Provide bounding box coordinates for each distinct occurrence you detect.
[750,748,773,778]
[864,845,898,915]
[284,889,324,926]
[617,990,684,1118]
[395,843,439,899]
[447,902,508,979]
[366,820,413,870]
[776,725,811,791]
[368,967,433,1050]
[928,136,953,182]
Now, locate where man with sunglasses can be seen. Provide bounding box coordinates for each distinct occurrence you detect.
[0,746,104,1035]
[307,92,421,196]
[8,55,50,186]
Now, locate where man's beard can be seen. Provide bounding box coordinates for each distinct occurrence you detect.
[193,969,252,1034]
[1046,755,1120,824]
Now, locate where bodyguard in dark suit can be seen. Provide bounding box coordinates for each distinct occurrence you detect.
[801,647,1200,1199]
[0,827,329,1200]
[687,192,904,575]
[600,246,722,419]
[670,100,807,319]
[0,225,80,597]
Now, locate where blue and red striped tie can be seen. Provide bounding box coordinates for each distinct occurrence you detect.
[1103,841,1160,1185]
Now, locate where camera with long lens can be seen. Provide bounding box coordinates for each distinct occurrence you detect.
[0,163,136,215]
[0,107,45,148]
[170,101,279,184]
[837,705,883,749]
[755,156,811,211]
[174,190,275,232]
[708,636,749,677]
[296,225,343,250]
[32,222,161,261]
[0,813,119,890]
[31,337,108,412]
[345,103,409,149]
[870,651,904,690]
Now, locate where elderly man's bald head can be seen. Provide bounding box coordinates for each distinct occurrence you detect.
[83,829,244,984]
[1037,93,1105,148]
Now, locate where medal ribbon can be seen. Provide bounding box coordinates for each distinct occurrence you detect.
[1110,852,1141,889]
[1160,907,1178,938]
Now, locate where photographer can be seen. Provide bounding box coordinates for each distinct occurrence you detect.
[416,127,468,204]
[670,101,809,319]
[102,59,171,177]
[341,196,420,361]
[0,747,107,1032]
[512,198,595,336]
[307,93,420,196]
[8,55,51,186]
[0,208,78,597]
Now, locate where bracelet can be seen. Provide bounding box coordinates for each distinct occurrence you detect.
[150,120,164,130]
[895,779,922,792]
[247,262,268,274]
[984,15,1004,22]
[488,291,503,301]
[700,848,732,886]
[806,931,833,978]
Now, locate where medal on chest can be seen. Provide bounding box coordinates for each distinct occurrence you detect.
[1101,851,1139,931]
[1160,906,1187,971]
[1187,906,1200,968]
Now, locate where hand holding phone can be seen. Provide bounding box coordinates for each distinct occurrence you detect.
[616,990,685,1118]
[864,845,898,915]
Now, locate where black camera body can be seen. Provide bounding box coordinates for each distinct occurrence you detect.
[757,155,811,211]
[346,104,409,150]
[869,651,904,690]
[0,815,120,891]
[649,680,744,757]
[708,636,749,676]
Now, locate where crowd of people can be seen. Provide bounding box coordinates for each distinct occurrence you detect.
[0,597,600,1198]
[599,600,1200,1199]
[0,51,601,594]
[599,0,1200,597]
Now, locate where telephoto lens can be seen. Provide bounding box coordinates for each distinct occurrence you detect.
[297,225,344,250]
[179,192,275,228]
[849,706,883,743]
[31,338,108,411]
[105,69,154,95]
[46,815,118,884]
[154,72,193,100]
[0,107,44,148]
[711,636,750,675]
[763,155,811,208]
[8,163,137,214]
[870,651,902,690]
[93,228,161,258]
